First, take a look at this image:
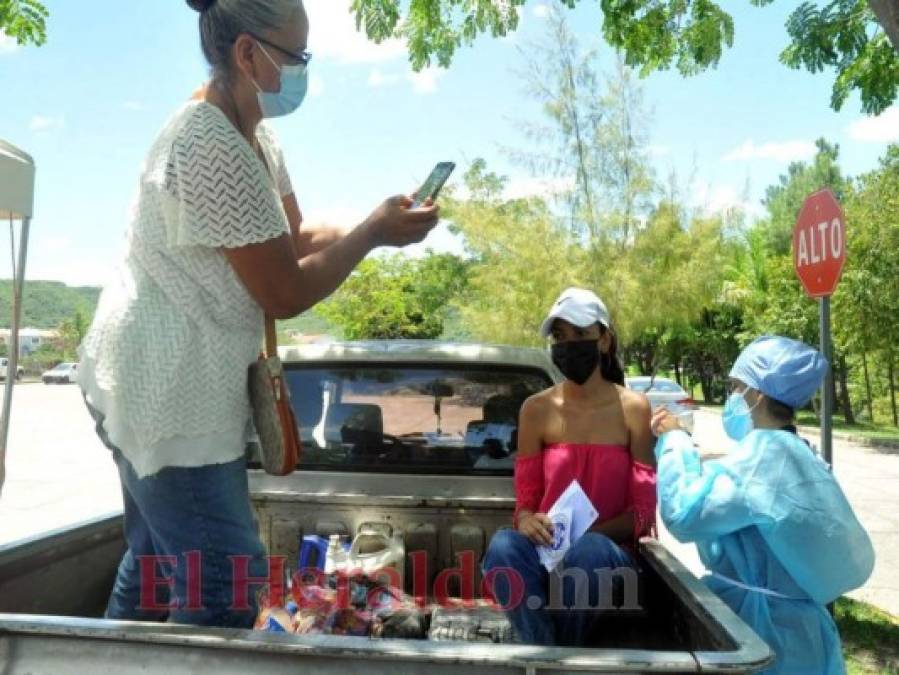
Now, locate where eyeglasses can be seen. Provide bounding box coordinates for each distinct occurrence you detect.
[250,34,311,67]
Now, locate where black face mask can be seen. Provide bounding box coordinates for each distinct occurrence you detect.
[551,340,600,385]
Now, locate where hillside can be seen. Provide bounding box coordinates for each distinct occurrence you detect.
[0,279,344,338]
[0,280,100,329]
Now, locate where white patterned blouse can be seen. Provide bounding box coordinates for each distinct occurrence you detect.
[79,101,293,478]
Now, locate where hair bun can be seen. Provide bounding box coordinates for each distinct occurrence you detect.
[186,0,216,12]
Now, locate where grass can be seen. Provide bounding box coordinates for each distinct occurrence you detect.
[794,411,899,445]
[837,597,899,674]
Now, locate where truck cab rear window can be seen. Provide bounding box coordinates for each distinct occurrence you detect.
[282,365,550,474]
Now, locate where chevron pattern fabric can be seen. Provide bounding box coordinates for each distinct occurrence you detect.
[80,101,292,478]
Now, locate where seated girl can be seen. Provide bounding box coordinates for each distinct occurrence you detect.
[482,288,657,646]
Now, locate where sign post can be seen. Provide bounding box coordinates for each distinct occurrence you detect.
[793,189,846,468]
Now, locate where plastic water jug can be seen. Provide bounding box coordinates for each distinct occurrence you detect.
[323,534,350,575]
[347,522,405,582]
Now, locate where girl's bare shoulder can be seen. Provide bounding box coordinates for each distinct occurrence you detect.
[521,384,563,417]
[617,384,651,418]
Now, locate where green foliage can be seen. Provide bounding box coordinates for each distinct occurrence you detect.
[350,0,899,114]
[754,254,819,345]
[0,0,48,46]
[0,280,99,329]
[317,252,468,340]
[780,1,899,114]
[444,161,582,347]
[351,0,532,69]
[599,0,735,77]
[277,310,339,340]
[758,139,848,256]
[435,7,899,427]
[20,342,64,375]
[683,304,745,403]
[835,596,899,674]
[56,307,90,361]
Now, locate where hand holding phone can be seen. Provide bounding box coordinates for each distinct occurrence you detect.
[411,162,455,208]
[364,195,439,248]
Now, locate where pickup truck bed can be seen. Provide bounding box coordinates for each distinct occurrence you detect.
[0,468,773,674]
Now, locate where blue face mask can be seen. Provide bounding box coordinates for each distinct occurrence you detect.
[253,42,308,118]
[722,390,759,442]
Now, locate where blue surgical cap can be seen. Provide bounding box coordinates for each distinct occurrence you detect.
[729,336,829,409]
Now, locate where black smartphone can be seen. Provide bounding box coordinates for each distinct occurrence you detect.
[411,161,455,208]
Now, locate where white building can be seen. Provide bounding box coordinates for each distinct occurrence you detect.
[0,328,59,357]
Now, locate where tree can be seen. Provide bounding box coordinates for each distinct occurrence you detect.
[779,1,899,114]
[618,202,732,376]
[838,145,899,425]
[683,303,745,404]
[510,7,606,241]
[317,253,468,340]
[444,160,583,347]
[509,7,654,263]
[758,139,848,257]
[20,342,62,375]
[351,0,899,114]
[0,0,48,46]
[56,307,90,361]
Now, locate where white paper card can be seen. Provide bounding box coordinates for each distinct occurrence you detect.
[537,479,599,571]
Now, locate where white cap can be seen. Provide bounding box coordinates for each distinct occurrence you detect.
[539,288,611,338]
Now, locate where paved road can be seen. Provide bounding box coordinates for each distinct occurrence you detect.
[0,383,121,544]
[1,387,896,617]
[658,409,899,617]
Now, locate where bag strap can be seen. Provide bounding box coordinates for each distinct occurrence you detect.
[264,315,278,359]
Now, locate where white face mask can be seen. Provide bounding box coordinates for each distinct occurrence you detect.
[252,41,308,118]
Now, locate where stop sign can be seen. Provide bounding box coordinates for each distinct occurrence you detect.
[793,189,846,298]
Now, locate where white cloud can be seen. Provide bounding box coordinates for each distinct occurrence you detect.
[722,139,816,163]
[408,67,443,94]
[308,74,325,97]
[29,115,65,132]
[532,3,551,19]
[503,175,575,200]
[304,0,406,64]
[403,221,467,258]
[367,67,443,93]
[367,68,401,88]
[647,144,671,157]
[123,101,144,111]
[0,34,18,55]
[847,106,899,143]
[691,181,764,218]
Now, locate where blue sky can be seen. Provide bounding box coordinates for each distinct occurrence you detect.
[1,0,897,286]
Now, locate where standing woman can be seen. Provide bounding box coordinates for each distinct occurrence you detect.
[78,0,438,627]
[482,288,657,646]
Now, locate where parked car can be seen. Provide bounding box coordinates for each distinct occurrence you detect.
[0,342,772,674]
[626,375,696,433]
[0,357,25,381]
[41,362,78,384]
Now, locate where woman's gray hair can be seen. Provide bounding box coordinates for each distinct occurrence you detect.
[188,0,300,81]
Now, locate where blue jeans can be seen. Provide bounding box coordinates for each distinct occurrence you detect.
[87,401,270,627]
[482,529,636,646]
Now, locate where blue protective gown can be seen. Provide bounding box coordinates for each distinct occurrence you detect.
[655,429,875,674]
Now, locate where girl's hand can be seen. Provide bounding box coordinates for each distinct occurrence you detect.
[518,512,554,546]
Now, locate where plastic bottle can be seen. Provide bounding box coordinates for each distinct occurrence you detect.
[324,534,347,575]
